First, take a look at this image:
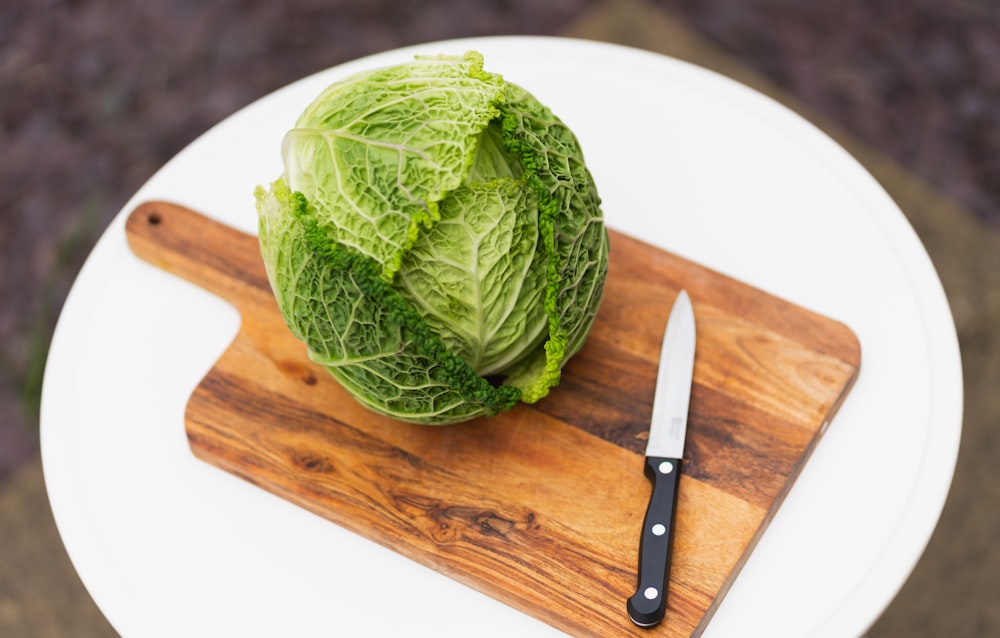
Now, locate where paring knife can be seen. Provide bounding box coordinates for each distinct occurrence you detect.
[627,289,696,628]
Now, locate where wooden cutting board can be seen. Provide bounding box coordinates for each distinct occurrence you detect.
[126,201,860,637]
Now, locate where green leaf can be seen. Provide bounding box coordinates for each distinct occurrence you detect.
[283,52,505,281]
[257,178,520,424]
[497,83,610,402]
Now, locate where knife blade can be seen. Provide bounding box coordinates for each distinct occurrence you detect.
[627,289,696,628]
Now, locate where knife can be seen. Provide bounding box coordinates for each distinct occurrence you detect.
[627,289,696,628]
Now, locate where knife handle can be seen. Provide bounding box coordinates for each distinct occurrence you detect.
[627,456,682,628]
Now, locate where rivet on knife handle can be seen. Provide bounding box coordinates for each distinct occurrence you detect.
[627,455,682,627]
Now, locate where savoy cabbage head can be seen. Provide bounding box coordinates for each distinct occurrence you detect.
[255,51,609,424]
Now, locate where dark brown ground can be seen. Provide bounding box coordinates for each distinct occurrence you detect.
[2,1,998,635]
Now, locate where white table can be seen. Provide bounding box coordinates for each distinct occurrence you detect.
[41,37,963,637]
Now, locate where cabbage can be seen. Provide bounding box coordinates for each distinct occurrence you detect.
[255,52,609,424]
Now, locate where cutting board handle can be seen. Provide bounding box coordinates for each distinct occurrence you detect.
[125,201,272,311]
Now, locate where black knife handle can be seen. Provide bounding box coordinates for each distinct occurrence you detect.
[627,456,682,628]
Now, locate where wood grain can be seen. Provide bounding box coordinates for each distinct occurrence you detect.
[125,201,860,637]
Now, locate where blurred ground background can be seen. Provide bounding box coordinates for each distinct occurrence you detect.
[1,0,998,636]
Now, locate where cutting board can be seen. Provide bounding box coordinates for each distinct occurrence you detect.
[126,201,860,637]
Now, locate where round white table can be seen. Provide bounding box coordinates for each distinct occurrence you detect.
[42,37,963,637]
